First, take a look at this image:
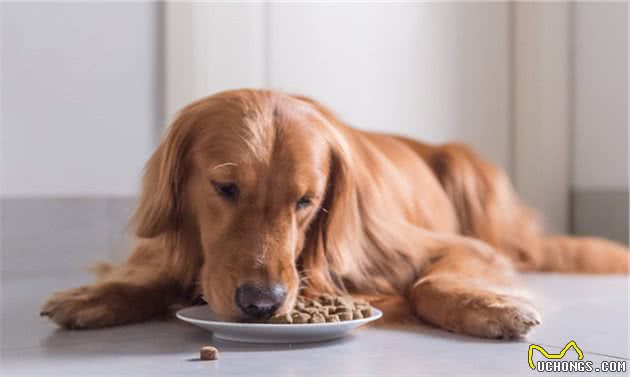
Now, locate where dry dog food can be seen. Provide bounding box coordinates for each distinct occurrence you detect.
[199,346,219,361]
[269,294,372,324]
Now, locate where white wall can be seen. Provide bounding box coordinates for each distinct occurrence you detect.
[1,3,159,197]
[512,3,571,234]
[268,3,512,171]
[182,2,630,236]
[572,2,628,191]
[164,2,267,121]
[4,3,625,239]
[167,2,512,172]
[569,2,628,243]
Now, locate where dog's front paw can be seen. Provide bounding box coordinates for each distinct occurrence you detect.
[40,285,117,329]
[456,294,541,339]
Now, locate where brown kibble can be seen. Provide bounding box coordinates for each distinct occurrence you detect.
[338,311,353,321]
[319,294,335,305]
[267,295,373,324]
[291,312,311,324]
[360,307,372,317]
[200,346,219,361]
[303,307,319,315]
[326,314,340,322]
[333,305,353,315]
[309,313,326,323]
[269,313,293,324]
[355,303,370,312]
[320,305,335,315]
[334,296,353,306]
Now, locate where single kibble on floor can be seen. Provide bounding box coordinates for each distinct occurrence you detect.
[199,346,219,361]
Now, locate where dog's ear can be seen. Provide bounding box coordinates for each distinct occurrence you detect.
[132,112,194,239]
[295,96,363,293]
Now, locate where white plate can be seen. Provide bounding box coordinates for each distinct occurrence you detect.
[176,305,382,344]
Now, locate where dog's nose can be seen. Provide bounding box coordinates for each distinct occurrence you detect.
[235,283,286,319]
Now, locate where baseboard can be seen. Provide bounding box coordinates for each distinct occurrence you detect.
[571,189,629,245]
[2,193,627,277]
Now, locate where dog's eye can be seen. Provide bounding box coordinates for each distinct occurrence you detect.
[296,195,312,210]
[212,181,239,201]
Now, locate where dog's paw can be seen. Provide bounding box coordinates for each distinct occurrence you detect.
[40,285,116,329]
[455,294,541,339]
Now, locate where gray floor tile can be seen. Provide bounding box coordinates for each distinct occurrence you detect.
[1,329,625,377]
[526,274,630,359]
[1,199,628,376]
[1,272,628,376]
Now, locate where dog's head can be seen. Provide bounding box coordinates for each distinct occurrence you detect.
[131,90,358,321]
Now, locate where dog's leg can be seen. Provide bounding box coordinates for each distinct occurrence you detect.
[409,243,541,339]
[40,242,193,329]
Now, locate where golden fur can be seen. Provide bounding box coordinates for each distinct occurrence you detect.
[41,89,629,338]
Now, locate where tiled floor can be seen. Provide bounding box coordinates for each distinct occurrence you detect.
[1,198,629,376]
[1,272,628,377]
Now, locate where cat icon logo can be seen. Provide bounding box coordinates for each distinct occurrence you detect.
[528,340,584,370]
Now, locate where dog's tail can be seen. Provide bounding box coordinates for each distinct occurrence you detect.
[537,236,629,274]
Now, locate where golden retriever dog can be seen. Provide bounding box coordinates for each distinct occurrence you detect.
[41,89,629,338]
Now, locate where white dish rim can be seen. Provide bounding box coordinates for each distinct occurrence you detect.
[176,306,383,328]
